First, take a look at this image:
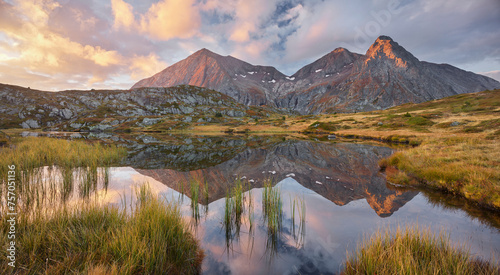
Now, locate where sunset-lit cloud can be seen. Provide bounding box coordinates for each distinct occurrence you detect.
[111,0,135,29]
[140,0,200,40]
[129,53,167,80]
[0,0,176,90]
[0,0,498,90]
[111,0,201,40]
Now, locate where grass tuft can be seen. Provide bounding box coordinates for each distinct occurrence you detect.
[343,225,498,275]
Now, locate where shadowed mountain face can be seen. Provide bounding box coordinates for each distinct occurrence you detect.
[135,140,418,217]
[132,36,500,113]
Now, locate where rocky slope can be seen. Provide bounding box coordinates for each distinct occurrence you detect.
[133,36,500,113]
[0,83,268,131]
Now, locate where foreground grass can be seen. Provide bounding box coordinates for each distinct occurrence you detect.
[0,186,204,274]
[381,137,500,209]
[343,226,498,275]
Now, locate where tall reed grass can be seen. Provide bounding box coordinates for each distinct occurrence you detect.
[262,180,282,235]
[262,180,283,254]
[343,225,498,275]
[190,179,200,222]
[224,178,245,240]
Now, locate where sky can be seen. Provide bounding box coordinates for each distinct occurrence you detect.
[0,0,499,91]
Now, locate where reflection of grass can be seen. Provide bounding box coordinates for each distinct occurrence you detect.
[190,180,200,222]
[380,137,500,209]
[290,195,306,245]
[0,185,204,274]
[343,225,498,275]
[0,137,126,213]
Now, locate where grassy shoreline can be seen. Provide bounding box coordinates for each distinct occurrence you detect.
[380,137,500,210]
[343,225,498,275]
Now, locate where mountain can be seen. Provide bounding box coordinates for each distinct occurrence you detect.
[278,36,500,113]
[132,48,287,106]
[133,36,500,113]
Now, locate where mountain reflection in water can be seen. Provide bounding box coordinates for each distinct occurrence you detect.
[134,140,417,217]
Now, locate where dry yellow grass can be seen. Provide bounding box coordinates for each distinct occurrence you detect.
[343,225,499,275]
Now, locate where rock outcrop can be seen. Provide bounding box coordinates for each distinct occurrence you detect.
[0,84,261,131]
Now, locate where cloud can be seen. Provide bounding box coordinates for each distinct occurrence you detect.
[141,0,200,40]
[228,0,277,42]
[129,53,167,80]
[112,0,135,29]
[111,0,201,41]
[84,46,122,67]
[479,70,500,82]
[0,0,168,90]
[282,2,347,63]
[0,0,122,73]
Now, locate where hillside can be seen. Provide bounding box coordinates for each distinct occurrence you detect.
[0,83,274,131]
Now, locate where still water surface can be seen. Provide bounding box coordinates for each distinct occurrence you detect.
[23,133,500,274]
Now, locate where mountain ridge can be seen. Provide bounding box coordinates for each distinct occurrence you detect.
[132,36,500,113]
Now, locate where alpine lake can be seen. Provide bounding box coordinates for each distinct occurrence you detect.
[17,131,500,274]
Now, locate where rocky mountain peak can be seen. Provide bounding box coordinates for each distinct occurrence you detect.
[332,47,348,53]
[365,35,419,67]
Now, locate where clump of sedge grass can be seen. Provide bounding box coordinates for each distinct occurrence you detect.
[262,179,283,254]
[343,225,498,275]
[224,178,245,240]
[0,185,204,274]
[263,180,282,234]
[0,137,125,175]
